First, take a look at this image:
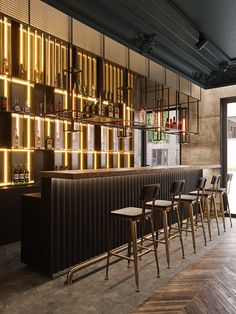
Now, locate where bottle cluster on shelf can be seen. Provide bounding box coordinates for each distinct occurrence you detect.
[13,163,29,184]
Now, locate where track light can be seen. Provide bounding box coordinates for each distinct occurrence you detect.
[195,33,208,50]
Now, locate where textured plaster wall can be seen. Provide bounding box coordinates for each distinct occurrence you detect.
[181,85,236,165]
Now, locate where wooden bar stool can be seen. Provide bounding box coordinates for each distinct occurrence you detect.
[215,173,233,231]
[176,177,207,253]
[190,175,220,241]
[105,184,160,292]
[145,180,185,269]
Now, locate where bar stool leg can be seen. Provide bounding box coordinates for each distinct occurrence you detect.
[155,210,161,244]
[105,217,113,280]
[199,202,207,246]
[162,209,170,269]
[185,217,189,236]
[127,224,131,268]
[212,198,220,235]
[205,197,212,241]
[188,203,196,253]
[150,216,160,278]
[220,193,226,232]
[176,206,185,259]
[225,194,233,228]
[139,216,145,260]
[130,220,139,292]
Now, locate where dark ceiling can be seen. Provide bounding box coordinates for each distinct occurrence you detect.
[43,0,236,89]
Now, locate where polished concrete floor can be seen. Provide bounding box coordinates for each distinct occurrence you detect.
[0,218,234,314]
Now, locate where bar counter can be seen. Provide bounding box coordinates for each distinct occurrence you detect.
[21,165,220,276]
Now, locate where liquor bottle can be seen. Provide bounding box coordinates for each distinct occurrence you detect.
[169,118,173,129]
[103,90,108,101]
[83,101,91,117]
[13,164,19,184]
[24,165,29,183]
[105,102,114,118]
[56,102,62,117]
[114,104,120,119]
[19,63,26,79]
[92,84,96,98]
[139,107,146,124]
[178,119,183,130]
[3,58,9,75]
[55,132,60,149]
[91,101,99,115]
[78,82,82,95]
[19,164,24,184]
[12,97,21,113]
[35,130,41,149]
[22,103,31,115]
[34,67,40,83]
[13,128,19,148]
[45,136,53,150]
[0,96,7,111]
[165,118,170,129]
[173,116,177,129]
[152,110,156,125]
[82,82,87,96]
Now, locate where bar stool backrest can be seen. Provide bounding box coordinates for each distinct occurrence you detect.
[141,184,160,213]
[195,177,207,203]
[216,175,221,189]
[226,173,233,195]
[209,175,219,198]
[170,180,185,205]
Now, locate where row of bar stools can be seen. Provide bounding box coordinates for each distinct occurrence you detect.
[145,180,185,269]
[105,184,160,292]
[175,177,207,253]
[190,175,220,241]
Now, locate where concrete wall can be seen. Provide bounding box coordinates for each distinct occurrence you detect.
[181,85,236,165]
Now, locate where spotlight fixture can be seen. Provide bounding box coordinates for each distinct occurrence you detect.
[195,33,208,50]
[219,61,229,73]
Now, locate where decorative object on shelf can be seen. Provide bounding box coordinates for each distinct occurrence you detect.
[35,130,41,149]
[13,128,19,148]
[22,104,31,115]
[45,136,53,150]
[12,97,21,113]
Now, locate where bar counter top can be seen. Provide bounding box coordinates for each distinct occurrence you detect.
[40,164,220,180]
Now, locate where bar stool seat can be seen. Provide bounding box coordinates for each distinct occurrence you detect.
[111,207,152,218]
[146,200,178,208]
[105,184,160,292]
[177,195,198,202]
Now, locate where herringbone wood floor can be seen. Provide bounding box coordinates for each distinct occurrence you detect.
[131,230,236,313]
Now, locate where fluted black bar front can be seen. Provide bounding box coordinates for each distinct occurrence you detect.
[21,168,203,276]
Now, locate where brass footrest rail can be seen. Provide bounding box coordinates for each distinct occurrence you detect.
[66,233,154,285]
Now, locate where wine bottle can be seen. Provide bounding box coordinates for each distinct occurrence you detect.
[178,120,183,130]
[13,128,19,148]
[19,164,24,184]
[169,118,173,129]
[106,102,114,118]
[24,165,29,183]
[13,164,19,184]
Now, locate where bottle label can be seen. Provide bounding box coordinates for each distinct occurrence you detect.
[25,173,29,182]
[14,174,19,182]
[108,104,113,118]
[19,173,24,182]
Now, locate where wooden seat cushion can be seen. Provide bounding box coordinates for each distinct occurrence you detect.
[110,207,151,218]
